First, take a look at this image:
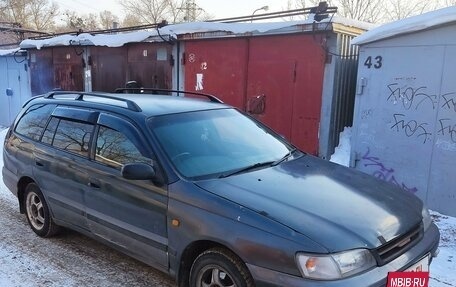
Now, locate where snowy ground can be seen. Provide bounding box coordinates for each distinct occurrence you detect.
[0,126,455,286]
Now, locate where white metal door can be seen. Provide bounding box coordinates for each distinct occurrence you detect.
[352,46,445,202]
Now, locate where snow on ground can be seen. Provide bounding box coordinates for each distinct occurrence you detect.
[329,126,352,167]
[430,211,456,287]
[331,127,456,287]
[0,125,455,286]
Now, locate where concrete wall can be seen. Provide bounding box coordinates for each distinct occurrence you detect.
[351,25,456,216]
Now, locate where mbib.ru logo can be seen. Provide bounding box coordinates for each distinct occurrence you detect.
[387,272,429,287]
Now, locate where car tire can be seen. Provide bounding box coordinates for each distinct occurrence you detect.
[24,183,60,237]
[189,247,254,287]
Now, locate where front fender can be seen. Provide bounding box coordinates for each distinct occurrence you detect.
[167,180,327,279]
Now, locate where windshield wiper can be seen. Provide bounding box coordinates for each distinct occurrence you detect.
[219,161,275,178]
[271,148,297,166]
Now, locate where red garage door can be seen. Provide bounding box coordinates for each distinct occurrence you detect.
[184,38,249,108]
[247,35,325,154]
[184,34,325,155]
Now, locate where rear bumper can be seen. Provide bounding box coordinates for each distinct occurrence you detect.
[2,165,18,197]
[248,223,440,287]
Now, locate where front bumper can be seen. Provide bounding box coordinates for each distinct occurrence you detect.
[248,223,440,287]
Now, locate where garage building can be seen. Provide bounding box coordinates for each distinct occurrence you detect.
[350,7,456,216]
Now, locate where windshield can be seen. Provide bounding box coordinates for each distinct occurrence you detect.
[149,108,293,179]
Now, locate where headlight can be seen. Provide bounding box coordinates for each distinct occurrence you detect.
[296,249,376,280]
[422,204,432,231]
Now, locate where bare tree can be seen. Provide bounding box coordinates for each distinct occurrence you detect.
[166,0,186,23]
[119,0,168,24]
[2,0,58,30]
[280,0,320,20]
[119,0,210,24]
[440,0,456,6]
[384,0,435,21]
[121,13,144,27]
[292,0,335,8]
[338,0,384,22]
[60,10,100,31]
[62,10,86,30]
[28,0,58,30]
[287,0,428,23]
[84,13,100,30]
[99,10,120,29]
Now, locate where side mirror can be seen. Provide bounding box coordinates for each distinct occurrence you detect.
[121,163,156,180]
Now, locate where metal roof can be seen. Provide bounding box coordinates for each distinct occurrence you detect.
[352,6,456,45]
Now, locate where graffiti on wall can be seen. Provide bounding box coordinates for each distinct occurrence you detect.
[439,93,456,143]
[442,93,456,112]
[390,113,432,143]
[362,148,418,193]
[386,81,456,145]
[387,83,438,110]
[438,119,456,143]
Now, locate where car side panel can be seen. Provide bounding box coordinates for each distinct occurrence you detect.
[32,143,89,230]
[3,133,35,194]
[2,132,23,196]
[83,113,169,271]
[84,161,169,271]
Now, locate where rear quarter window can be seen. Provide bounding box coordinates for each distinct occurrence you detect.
[50,118,94,157]
[15,104,56,141]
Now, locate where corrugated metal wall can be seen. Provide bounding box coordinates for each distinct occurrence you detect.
[53,47,84,91]
[29,49,54,95]
[328,33,359,154]
[126,43,173,90]
[91,47,127,92]
[28,43,174,94]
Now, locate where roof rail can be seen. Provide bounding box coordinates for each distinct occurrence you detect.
[114,88,224,104]
[44,91,142,112]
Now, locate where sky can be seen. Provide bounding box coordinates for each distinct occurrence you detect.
[53,0,292,20]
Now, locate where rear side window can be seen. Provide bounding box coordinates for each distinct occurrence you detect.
[43,117,94,157]
[15,104,56,141]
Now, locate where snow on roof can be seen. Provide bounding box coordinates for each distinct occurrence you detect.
[20,31,157,50]
[352,6,456,45]
[21,17,372,50]
[0,48,21,56]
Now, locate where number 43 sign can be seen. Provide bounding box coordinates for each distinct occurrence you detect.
[364,55,383,69]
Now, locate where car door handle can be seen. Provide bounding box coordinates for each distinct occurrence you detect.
[88,182,100,189]
[35,161,44,167]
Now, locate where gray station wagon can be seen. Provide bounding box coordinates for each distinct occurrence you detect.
[2,90,439,287]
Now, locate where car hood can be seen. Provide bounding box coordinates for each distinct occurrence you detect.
[196,155,422,252]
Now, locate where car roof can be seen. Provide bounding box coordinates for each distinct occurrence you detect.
[26,91,230,118]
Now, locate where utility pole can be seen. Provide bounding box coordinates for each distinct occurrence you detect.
[179,0,203,22]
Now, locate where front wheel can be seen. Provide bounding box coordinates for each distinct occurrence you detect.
[24,183,60,237]
[190,248,254,287]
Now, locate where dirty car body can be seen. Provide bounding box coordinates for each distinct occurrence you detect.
[2,91,439,287]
